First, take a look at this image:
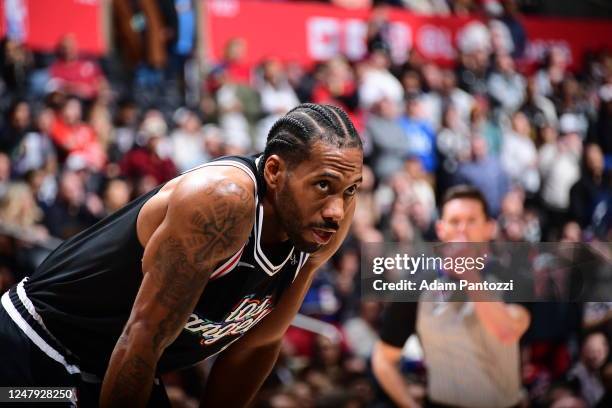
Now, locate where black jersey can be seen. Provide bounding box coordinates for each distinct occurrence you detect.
[0,155,309,377]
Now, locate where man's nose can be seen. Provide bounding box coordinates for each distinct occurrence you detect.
[322,197,344,225]
[456,221,469,232]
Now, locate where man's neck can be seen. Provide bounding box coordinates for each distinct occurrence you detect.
[260,194,289,245]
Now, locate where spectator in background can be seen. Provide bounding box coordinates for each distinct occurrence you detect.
[364,97,410,181]
[0,99,31,157]
[311,57,361,130]
[0,181,49,280]
[219,38,252,86]
[419,62,444,129]
[388,210,418,245]
[0,38,32,98]
[568,332,609,407]
[88,99,114,156]
[288,60,320,104]
[102,178,131,216]
[43,170,100,239]
[497,188,527,242]
[437,104,471,174]
[470,100,503,156]
[353,165,380,229]
[454,135,509,216]
[310,334,363,387]
[0,182,47,240]
[398,96,437,175]
[570,144,612,230]
[258,59,300,118]
[457,48,491,97]
[456,19,492,68]
[538,125,560,167]
[343,301,381,360]
[500,111,540,195]
[539,130,582,238]
[48,35,107,101]
[201,124,226,160]
[120,110,177,184]
[535,46,569,99]
[556,77,591,139]
[488,19,515,58]
[49,97,106,171]
[170,108,208,172]
[439,69,474,127]
[109,98,139,163]
[399,69,422,97]
[436,103,471,194]
[11,107,57,178]
[498,0,527,58]
[334,248,362,321]
[487,53,526,114]
[215,66,257,154]
[405,156,437,214]
[520,76,559,130]
[366,6,392,54]
[397,157,437,237]
[359,49,404,112]
[24,167,56,209]
[589,82,612,158]
[255,59,300,151]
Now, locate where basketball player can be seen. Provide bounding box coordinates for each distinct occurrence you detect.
[0,103,363,407]
[372,186,530,408]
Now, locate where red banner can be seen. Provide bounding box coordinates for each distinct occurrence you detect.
[1,0,104,55]
[205,0,612,70]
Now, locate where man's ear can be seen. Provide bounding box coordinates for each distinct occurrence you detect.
[263,154,286,191]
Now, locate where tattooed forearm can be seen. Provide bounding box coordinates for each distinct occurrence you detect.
[110,355,155,406]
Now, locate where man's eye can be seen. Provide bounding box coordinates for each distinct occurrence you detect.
[345,185,358,196]
[317,181,330,191]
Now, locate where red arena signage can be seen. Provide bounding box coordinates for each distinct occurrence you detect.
[205,0,612,70]
[1,0,104,55]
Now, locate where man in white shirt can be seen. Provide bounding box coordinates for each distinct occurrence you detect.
[372,185,530,408]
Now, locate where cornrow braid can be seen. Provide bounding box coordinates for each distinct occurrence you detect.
[302,104,337,129]
[327,104,356,139]
[257,103,362,198]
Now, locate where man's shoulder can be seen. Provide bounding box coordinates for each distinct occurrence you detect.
[172,165,256,211]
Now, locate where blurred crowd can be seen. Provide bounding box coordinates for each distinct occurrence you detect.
[0,0,611,407]
[295,0,542,16]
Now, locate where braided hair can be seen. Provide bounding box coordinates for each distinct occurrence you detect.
[258,103,362,196]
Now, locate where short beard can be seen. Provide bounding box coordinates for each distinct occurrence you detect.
[275,182,322,254]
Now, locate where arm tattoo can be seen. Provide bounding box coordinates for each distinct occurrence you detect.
[188,179,251,262]
[104,180,253,405]
[112,355,154,406]
[150,179,252,350]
